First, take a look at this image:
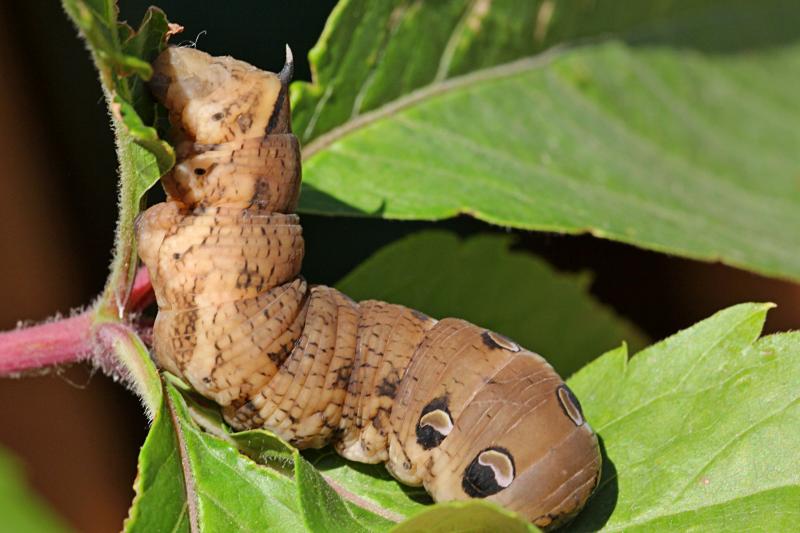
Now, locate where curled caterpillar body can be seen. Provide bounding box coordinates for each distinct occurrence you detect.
[136,47,601,530]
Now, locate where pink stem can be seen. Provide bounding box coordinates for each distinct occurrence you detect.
[0,267,156,377]
[0,313,93,375]
[128,266,155,312]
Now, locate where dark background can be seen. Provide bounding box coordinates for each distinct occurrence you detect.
[0,2,797,531]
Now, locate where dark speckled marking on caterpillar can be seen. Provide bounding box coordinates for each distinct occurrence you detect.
[136,46,601,530]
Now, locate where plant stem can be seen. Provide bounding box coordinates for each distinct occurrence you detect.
[0,267,156,378]
[0,313,93,375]
[94,321,162,418]
[129,266,155,312]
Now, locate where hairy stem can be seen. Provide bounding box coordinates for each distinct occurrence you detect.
[0,313,93,375]
[0,267,156,379]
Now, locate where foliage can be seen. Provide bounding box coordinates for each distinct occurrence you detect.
[127,302,800,532]
[63,0,174,316]
[294,0,800,282]
[568,304,800,531]
[0,449,73,533]
[45,0,800,531]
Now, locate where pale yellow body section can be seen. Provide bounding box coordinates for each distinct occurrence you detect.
[136,47,601,530]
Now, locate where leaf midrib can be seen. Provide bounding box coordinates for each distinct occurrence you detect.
[301,45,566,159]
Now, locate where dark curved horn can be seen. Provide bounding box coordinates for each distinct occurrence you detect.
[279,44,294,86]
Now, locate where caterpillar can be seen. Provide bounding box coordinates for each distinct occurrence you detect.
[136,46,601,530]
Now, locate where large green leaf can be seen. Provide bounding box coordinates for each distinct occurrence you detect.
[0,448,72,533]
[302,447,430,522]
[335,230,646,377]
[390,500,539,533]
[125,303,799,532]
[294,0,800,281]
[293,0,768,144]
[125,379,528,532]
[124,380,390,532]
[566,303,800,531]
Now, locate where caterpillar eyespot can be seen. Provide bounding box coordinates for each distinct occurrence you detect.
[463,447,516,497]
[136,46,602,530]
[416,396,453,449]
[557,384,586,427]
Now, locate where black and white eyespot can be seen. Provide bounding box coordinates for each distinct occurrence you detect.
[416,396,453,450]
[462,447,516,498]
[481,330,520,352]
[556,384,585,426]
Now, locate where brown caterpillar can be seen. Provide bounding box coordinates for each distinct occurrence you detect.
[136,46,601,530]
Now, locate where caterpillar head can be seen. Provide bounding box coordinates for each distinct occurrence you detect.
[150,46,293,146]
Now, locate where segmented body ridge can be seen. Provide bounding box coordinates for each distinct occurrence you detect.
[136,47,601,529]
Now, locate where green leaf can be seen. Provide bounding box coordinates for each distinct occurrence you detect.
[125,380,395,533]
[0,447,73,533]
[234,430,395,532]
[295,0,800,281]
[294,448,394,532]
[294,0,738,144]
[390,500,539,533]
[125,380,312,532]
[123,385,192,532]
[566,303,800,531]
[114,95,174,178]
[335,230,646,377]
[302,447,430,522]
[63,0,175,317]
[127,379,533,531]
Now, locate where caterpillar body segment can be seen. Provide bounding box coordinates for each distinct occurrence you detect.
[136,47,601,530]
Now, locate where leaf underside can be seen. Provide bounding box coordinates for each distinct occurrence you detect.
[294,0,800,282]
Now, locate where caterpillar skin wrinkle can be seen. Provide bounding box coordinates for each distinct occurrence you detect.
[136,46,602,529]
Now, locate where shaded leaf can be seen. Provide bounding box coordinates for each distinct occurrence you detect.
[335,230,645,377]
[233,429,395,532]
[294,449,394,532]
[0,448,72,533]
[567,303,800,531]
[390,500,539,533]
[295,0,800,281]
[113,95,173,177]
[125,380,394,533]
[303,448,431,521]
